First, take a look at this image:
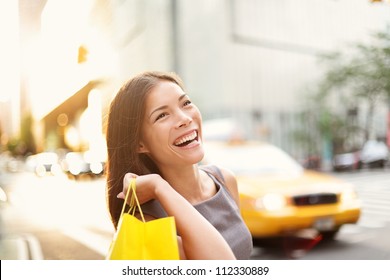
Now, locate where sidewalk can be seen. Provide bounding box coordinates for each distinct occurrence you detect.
[1,172,43,260]
[0,234,43,260]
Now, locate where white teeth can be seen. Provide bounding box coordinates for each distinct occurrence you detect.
[174,131,197,146]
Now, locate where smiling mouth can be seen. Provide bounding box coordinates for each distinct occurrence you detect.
[174,131,198,147]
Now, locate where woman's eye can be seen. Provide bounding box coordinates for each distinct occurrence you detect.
[155,113,167,121]
[183,100,192,106]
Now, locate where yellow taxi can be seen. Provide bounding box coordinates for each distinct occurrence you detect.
[202,141,361,239]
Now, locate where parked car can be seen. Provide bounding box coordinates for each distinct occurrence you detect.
[25,152,62,177]
[359,140,389,168]
[61,151,105,179]
[332,151,361,172]
[202,141,361,240]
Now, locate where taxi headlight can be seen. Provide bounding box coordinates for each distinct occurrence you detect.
[257,193,287,211]
[341,188,358,203]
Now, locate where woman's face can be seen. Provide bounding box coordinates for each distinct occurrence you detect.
[139,80,204,168]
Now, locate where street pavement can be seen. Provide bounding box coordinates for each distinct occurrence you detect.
[2,167,390,260]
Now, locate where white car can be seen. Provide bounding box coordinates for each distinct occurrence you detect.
[360,140,389,168]
[62,151,105,179]
[25,152,62,177]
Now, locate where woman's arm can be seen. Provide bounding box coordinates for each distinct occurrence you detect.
[119,173,236,260]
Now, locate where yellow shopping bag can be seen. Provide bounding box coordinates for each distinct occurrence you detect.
[107,178,180,260]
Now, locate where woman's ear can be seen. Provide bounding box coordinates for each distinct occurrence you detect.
[137,141,149,154]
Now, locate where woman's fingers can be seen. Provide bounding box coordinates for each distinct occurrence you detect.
[118,173,163,204]
[117,173,138,200]
[123,173,137,187]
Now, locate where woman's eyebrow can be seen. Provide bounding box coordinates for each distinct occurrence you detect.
[149,105,168,118]
[178,93,187,101]
[149,94,188,118]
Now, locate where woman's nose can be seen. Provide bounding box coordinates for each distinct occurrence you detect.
[176,111,192,128]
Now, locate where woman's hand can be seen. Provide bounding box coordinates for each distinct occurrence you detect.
[117,173,166,205]
[116,172,236,260]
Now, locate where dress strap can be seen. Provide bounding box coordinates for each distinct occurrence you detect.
[200,165,226,185]
[200,164,240,202]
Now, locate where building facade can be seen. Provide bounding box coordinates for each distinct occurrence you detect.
[5,0,390,165]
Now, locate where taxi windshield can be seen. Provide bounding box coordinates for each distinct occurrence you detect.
[203,143,304,176]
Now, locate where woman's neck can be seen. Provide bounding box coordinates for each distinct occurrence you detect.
[159,164,214,205]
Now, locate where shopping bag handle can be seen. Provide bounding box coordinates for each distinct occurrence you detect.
[120,178,145,223]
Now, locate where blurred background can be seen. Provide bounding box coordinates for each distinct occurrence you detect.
[1,0,390,260]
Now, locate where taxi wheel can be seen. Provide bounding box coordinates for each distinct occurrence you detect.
[320,229,339,241]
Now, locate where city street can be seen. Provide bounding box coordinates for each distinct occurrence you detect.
[1,167,390,260]
[1,5,390,280]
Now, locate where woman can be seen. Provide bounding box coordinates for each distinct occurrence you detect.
[106,71,252,260]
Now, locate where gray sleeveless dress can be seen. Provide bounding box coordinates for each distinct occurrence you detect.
[140,165,253,260]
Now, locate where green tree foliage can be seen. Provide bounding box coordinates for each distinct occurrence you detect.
[295,29,390,157]
[320,30,390,141]
[6,112,36,157]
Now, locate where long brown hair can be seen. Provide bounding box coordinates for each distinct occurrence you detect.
[105,71,185,229]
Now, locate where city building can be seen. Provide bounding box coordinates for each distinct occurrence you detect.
[3,0,390,168]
